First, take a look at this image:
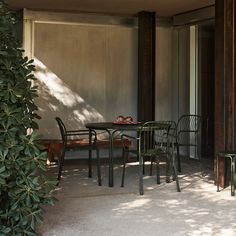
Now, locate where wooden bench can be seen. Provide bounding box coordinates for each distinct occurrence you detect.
[41,138,132,164]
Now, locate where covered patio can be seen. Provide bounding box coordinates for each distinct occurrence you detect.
[5,0,236,235]
[38,159,236,236]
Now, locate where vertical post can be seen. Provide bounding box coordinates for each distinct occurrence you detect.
[23,9,34,59]
[215,0,236,187]
[138,11,156,122]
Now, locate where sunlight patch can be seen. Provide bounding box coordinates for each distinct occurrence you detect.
[114,198,151,211]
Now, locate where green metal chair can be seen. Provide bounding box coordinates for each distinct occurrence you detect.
[176,115,201,172]
[55,117,101,186]
[121,121,181,195]
[217,151,236,196]
[149,121,177,177]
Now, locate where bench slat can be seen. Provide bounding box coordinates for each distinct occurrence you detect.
[41,138,132,164]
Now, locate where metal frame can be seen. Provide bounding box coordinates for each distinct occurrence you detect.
[217,151,236,196]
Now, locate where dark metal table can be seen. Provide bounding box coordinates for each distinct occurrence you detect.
[85,122,142,187]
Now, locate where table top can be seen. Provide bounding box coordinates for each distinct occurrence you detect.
[85,122,143,131]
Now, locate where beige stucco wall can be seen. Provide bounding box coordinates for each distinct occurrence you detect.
[25,12,177,139]
[23,11,200,160]
[34,22,138,139]
[155,26,191,123]
[171,26,191,123]
[155,26,173,121]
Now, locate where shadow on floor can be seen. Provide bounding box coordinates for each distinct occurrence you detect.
[38,157,236,236]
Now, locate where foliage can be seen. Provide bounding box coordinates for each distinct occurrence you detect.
[0,1,56,235]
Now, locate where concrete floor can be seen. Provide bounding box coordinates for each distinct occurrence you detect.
[38,158,236,236]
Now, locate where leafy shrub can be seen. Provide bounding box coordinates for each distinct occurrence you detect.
[0,1,56,235]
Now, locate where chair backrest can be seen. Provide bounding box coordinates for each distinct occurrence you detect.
[177,114,201,145]
[55,117,67,145]
[162,120,177,139]
[139,121,173,154]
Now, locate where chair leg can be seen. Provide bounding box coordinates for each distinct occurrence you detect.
[121,148,128,187]
[176,144,181,172]
[143,159,145,175]
[150,156,153,176]
[156,157,160,184]
[231,156,235,196]
[172,153,176,181]
[96,148,102,186]
[171,152,181,192]
[216,155,220,192]
[172,160,181,192]
[88,149,92,178]
[166,155,171,183]
[139,154,144,195]
[57,149,65,182]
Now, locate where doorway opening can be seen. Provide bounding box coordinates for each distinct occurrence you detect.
[198,20,215,161]
[174,19,215,164]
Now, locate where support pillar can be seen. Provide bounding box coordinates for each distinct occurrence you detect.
[138,11,156,122]
[215,0,236,187]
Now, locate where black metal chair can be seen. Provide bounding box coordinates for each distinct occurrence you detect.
[55,117,101,186]
[121,121,180,195]
[176,114,201,172]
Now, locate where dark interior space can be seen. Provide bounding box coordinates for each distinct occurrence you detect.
[199,20,215,160]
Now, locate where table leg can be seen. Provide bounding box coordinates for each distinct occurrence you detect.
[108,129,122,187]
[88,129,92,178]
[137,134,143,195]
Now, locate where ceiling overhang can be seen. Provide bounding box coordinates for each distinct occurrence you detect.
[7,0,215,17]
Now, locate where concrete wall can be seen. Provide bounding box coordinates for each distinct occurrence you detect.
[155,25,190,123]
[155,26,173,121]
[33,22,138,139]
[24,12,179,141]
[22,11,205,161]
[172,26,190,122]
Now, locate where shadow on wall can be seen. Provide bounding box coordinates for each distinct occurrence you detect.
[34,58,104,139]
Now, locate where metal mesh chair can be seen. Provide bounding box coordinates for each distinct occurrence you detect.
[121,121,180,195]
[176,115,201,172]
[149,121,177,176]
[55,117,101,186]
